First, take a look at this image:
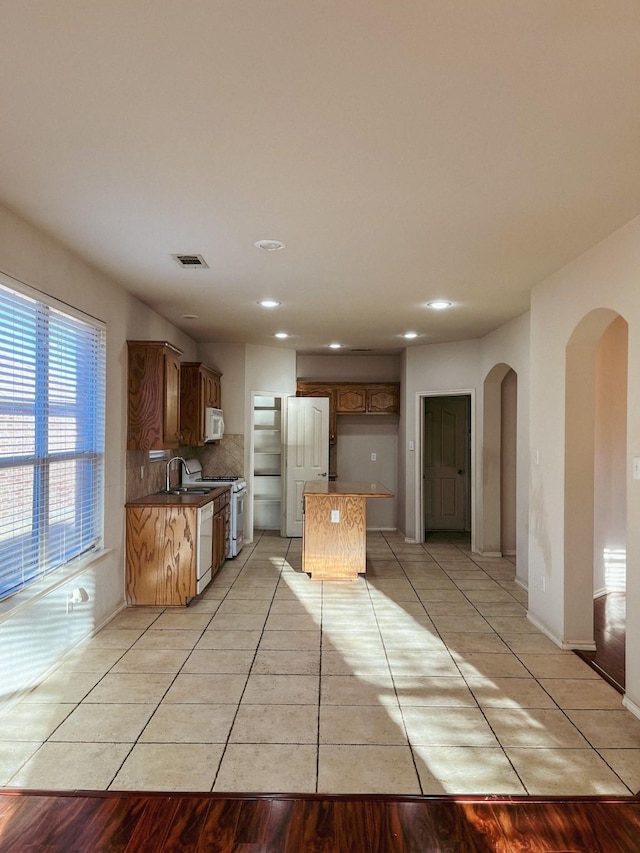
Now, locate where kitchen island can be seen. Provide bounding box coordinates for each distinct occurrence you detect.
[302,481,393,580]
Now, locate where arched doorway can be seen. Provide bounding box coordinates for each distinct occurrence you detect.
[564,310,628,690]
[481,363,517,559]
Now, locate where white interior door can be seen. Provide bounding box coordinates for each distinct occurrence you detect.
[285,396,329,536]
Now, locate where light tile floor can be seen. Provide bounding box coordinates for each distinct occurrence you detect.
[2,530,640,796]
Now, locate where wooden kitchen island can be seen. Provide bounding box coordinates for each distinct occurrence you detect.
[302,481,393,580]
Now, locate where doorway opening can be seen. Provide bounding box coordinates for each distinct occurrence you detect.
[481,364,517,558]
[564,311,627,692]
[422,394,471,539]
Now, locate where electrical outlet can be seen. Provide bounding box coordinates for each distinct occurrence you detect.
[371,452,376,461]
[331,510,340,523]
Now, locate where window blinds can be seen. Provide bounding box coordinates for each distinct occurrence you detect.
[0,277,106,599]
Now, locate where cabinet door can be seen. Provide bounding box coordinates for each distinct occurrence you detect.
[163,349,182,446]
[203,368,221,409]
[367,384,400,414]
[336,386,366,413]
[213,510,226,572]
[126,505,196,604]
[127,341,183,450]
[180,363,222,445]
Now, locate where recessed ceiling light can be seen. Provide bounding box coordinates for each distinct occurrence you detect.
[328,343,342,349]
[427,300,452,310]
[403,331,419,339]
[255,240,286,252]
[258,299,281,308]
[275,331,289,339]
[180,314,199,320]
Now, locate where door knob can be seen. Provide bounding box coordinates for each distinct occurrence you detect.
[318,472,327,477]
[458,469,464,475]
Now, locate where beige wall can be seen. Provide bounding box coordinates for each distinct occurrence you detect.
[198,342,246,434]
[337,416,398,529]
[402,339,482,542]
[528,215,640,714]
[480,312,530,585]
[297,353,401,381]
[0,202,197,706]
[401,314,529,586]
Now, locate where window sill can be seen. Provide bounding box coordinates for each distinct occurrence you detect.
[0,548,112,623]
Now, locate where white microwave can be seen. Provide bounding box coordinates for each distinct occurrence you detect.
[204,407,224,442]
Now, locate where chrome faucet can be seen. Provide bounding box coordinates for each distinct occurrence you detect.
[165,456,187,492]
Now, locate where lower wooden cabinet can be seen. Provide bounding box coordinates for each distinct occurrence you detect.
[213,493,230,573]
[126,489,230,606]
[126,504,198,605]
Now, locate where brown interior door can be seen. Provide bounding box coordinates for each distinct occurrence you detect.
[424,395,470,532]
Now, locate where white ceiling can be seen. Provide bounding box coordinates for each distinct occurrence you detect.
[1,1,639,354]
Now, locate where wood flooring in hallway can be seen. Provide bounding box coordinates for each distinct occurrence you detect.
[576,592,626,693]
[2,790,640,852]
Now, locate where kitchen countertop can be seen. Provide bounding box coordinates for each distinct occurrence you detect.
[126,485,229,508]
[302,480,393,498]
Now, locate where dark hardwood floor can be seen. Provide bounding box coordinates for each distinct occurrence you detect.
[1,791,640,852]
[576,591,626,693]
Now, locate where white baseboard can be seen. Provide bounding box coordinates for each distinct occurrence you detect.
[623,695,640,721]
[526,611,596,651]
[526,612,564,648]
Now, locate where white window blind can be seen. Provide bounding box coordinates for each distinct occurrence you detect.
[0,277,106,600]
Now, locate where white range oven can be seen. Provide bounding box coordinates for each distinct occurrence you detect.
[183,459,246,557]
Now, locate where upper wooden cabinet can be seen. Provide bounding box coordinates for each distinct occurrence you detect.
[296,382,338,444]
[335,382,400,414]
[127,341,182,450]
[180,362,222,445]
[298,381,400,424]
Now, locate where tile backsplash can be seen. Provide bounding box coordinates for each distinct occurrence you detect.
[126,434,245,502]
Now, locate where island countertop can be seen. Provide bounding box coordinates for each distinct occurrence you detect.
[302,480,393,498]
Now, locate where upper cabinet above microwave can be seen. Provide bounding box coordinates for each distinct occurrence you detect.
[180,362,222,446]
[127,341,183,450]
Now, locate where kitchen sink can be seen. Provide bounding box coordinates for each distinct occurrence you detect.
[159,487,213,495]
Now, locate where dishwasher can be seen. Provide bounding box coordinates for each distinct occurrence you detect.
[196,501,214,594]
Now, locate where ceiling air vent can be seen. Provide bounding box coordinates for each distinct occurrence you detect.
[172,254,209,269]
[350,348,373,352]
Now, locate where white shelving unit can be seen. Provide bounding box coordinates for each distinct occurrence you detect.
[253,395,282,530]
